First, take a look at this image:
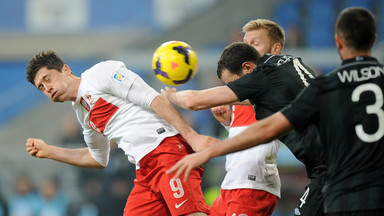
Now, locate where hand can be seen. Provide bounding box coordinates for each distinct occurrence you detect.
[211,105,231,126]
[161,86,177,96]
[187,134,220,152]
[26,138,49,158]
[166,149,212,182]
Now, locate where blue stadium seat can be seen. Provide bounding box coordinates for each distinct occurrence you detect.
[0,0,25,30]
[305,24,335,47]
[89,0,153,29]
[273,0,303,31]
[307,0,337,27]
[305,0,337,47]
[380,1,384,42]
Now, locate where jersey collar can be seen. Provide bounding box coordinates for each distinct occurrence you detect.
[342,56,378,65]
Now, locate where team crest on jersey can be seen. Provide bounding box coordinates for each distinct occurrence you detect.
[80,97,90,112]
[113,72,125,82]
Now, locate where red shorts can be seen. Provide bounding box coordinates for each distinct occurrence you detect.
[124,134,210,216]
[210,189,278,216]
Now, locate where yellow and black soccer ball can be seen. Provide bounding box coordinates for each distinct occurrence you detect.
[152,41,198,86]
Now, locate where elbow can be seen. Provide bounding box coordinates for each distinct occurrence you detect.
[94,163,107,169]
[98,165,107,169]
[94,158,108,169]
[184,98,205,111]
[184,101,200,111]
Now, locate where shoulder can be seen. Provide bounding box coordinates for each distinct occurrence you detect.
[85,60,126,75]
[258,54,301,69]
[82,60,137,82]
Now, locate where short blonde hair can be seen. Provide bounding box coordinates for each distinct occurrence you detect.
[242,19,285,49]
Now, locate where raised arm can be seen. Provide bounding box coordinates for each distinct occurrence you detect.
[161,85,240,111]
[167,111,293,181]
[26,138,105,168]
[150,95,219,152]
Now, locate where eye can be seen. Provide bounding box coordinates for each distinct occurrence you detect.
[37,84,44,91]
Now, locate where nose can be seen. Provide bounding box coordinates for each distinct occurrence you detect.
[43,83,53,94]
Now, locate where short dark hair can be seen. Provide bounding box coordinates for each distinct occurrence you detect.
[217,42,261,79]
[335,7,376,51]
[26,50,66,85]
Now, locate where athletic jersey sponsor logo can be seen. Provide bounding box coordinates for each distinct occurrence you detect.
[113,72,125,82]
[89,98,119,134]
[157,127,166,134]
[247,175,256,181]
[175,199,188,209]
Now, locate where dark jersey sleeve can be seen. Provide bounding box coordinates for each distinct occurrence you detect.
[227,71,265,102]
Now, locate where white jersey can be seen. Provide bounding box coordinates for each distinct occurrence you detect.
[72,60,179,168]
[221,105,281,198]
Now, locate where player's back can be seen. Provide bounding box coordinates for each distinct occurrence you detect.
[228,54,323,178]
[311,56,384,212]
[229,54,317,120]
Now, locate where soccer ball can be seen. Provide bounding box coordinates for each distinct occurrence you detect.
[152,41,198,86]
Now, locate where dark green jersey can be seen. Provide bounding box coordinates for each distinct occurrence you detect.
[282,56,384,213]
[228,54,317,119]
[228,54,326,179]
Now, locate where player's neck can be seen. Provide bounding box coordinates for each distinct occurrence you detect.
[341,49,371,61]
[70,77,81,102]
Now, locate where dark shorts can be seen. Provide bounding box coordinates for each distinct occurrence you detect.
[293,177,324,216]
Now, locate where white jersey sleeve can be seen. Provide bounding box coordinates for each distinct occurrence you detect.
[89,60,159,108]
[81,126,110,167]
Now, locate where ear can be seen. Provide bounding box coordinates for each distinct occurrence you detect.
[270,43,282,55]
[335,34,343,50]
[62,64,72,75]
[241,62,256,74]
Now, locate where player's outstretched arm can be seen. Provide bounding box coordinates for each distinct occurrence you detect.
[166,149,213,181]
[167,112,293,181]
[161,85,239,111]
[26,138,105,168]
[150,95,220,152]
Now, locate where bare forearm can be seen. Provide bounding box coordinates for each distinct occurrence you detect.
[166,90,202,110]
[163,86,239,111]
[45,146,104,168]
[206,112,293,158]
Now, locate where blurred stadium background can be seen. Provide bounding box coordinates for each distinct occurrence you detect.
[0,0,383,215]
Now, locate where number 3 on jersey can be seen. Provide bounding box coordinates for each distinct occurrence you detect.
[352,83,384,142]
[170,178,185,198]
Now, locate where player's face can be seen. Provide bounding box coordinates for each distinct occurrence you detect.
[34,66,74,103]
[243,28,274,56]
[220,69,242,84]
